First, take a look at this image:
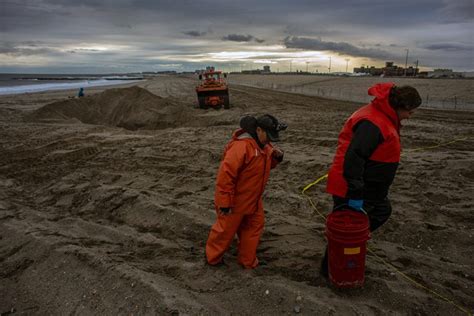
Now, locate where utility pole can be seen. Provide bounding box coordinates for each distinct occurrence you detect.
[328,57,332,73]
[345,58,350,73]
[414,60,419,77]
[404,49,409,76]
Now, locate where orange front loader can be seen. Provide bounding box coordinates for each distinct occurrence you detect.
[196,67,230,109]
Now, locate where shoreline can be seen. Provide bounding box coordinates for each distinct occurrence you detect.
[0,79,143,96]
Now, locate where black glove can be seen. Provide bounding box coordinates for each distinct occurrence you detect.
[220,207,231,215]
[273,151,284,162]
[272,147,284,162]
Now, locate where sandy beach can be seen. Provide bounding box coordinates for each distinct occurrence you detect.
[1,75,473,314]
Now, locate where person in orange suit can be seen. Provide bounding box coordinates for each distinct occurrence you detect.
[206,114,287,268]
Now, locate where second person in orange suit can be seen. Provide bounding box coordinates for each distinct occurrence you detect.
[206,114,287,269]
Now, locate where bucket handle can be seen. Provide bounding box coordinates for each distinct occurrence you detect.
[333,203,368,215]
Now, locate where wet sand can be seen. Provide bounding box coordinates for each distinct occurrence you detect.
[0,75,473,314]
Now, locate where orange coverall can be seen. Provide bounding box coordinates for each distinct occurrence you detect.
[206,129,281,268]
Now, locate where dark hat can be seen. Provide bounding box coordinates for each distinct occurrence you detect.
[239,115,258,133]
[256,114,287,142]
[389,85,422,110]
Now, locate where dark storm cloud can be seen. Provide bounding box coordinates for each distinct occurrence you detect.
[183,31,207,37]
[222,34,254,42]
[421,43,474,52]
[1,0,473,72]
[284,36,395,60]
[222,34,265,43]
[0,1,467,32]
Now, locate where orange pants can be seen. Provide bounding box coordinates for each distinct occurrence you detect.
[206,209,265,269]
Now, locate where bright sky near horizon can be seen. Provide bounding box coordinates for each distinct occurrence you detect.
[1,0,473,73]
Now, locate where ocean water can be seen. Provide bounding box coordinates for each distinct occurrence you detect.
[0,74,142,96]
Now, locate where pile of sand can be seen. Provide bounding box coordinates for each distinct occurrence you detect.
[26,86,194,130]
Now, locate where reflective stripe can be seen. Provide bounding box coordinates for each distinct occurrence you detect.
[344,247,361,255]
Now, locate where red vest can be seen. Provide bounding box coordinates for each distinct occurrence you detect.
[327,83,401,198]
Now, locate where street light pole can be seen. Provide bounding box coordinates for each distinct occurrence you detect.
[404,49,409,76]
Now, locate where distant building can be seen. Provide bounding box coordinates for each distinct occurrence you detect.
[462,71,474,78]
[242,69,263,74]
[242,66,272,74]
[428,69,464,78]
[417,71,429,78]
[354,61,418,77]
[353,65,383,76]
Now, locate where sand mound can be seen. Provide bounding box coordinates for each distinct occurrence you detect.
[27,86,194,130]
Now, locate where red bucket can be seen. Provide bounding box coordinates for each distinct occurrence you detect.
[325,210,370,288]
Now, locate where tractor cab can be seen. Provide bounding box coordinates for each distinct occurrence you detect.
[199,70,226,82]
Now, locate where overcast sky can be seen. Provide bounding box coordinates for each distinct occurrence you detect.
[1,0,473,73]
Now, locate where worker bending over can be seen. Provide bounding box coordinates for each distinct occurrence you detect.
[206,114,287,268]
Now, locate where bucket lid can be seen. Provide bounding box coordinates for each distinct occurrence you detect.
[326,210,370,235]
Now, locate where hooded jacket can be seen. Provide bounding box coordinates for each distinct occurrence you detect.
[327,83,401,200]
[214,129,280,214]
